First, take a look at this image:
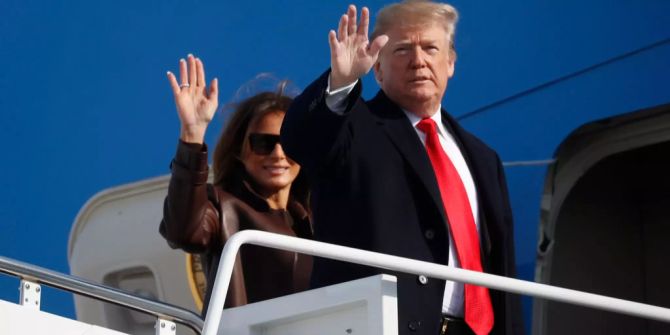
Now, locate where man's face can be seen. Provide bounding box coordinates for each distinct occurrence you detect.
[374,23,455,116]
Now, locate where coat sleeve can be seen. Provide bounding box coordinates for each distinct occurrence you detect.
[159,140,221,254]
[495,154,526,335]
[495,153,516,276]
[280,69,364,176]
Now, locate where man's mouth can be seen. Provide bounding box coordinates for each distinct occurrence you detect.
[410,76,430,83]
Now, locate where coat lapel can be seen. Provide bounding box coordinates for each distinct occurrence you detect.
[369,91,494,263]
[369,91,448,225]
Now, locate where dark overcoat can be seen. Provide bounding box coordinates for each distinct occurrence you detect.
[281,71,524,335]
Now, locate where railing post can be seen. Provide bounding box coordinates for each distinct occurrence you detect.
[19,279,41,310]
[156,319,177,335]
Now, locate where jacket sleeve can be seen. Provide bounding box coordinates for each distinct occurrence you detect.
[280,69,364,177]
[159,140,221,254]
[219,200,248,308]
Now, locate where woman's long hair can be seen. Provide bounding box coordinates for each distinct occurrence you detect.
[212,81,309,209]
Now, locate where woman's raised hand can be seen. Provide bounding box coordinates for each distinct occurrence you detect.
[328,5,389,90]
[167,54,219,144]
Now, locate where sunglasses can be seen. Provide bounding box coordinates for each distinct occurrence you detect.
[248,133,281,155]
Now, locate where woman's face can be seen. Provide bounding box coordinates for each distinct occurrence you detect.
[240,110,300,196]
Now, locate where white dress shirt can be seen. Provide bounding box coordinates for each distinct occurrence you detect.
[325,78,481,316]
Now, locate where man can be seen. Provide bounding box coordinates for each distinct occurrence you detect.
[281,1,524,334]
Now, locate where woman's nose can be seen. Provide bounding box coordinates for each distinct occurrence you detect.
[269,143,286,158]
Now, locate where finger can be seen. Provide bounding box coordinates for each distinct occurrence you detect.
[359,7,370,37]
[167,71,180,96]
[179,58,188,87]
[368,34,389,58]
[208,78,218,102]
[196,58,206,87]
[348,5,357,36]
[187,54,197,88]
[338,14,348,41]
[328,30,339,55]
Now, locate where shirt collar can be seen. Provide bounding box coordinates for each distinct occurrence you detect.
[402,106,444,136]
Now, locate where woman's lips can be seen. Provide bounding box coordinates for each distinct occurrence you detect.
[264,166,289,175]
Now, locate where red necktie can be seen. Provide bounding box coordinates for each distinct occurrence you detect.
[416,118,494,335]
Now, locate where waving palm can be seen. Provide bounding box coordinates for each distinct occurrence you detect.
[167,54,219,144]
[329,6,389,89]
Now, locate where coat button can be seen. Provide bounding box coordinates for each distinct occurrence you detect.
[408,320,421,331]
[418,275,428,285]
[424,229,435,240]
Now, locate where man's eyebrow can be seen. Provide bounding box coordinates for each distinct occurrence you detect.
[420,38,440,45]
[391,39,441,47]
[390,41,413,47]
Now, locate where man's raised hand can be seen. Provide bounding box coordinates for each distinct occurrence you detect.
[328,5,389,90]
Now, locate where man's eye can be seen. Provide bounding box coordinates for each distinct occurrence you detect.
[394,47,408,54]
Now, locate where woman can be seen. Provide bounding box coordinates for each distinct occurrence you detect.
[159,54,312,313]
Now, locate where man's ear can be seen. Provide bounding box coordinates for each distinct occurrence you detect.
[447,52,456,78]
[373,61,382,85]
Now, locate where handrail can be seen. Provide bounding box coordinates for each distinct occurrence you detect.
[0,255,204,334]
[203,230,670,335]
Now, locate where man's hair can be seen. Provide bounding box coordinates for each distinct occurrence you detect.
[371,0,459,53]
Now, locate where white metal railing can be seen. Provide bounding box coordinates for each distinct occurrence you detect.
[0,255,204,334]
[202,230,670,335]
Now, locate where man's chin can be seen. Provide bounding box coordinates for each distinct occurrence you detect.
[404,91,435,104]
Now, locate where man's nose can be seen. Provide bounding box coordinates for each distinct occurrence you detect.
[409,47,426,68]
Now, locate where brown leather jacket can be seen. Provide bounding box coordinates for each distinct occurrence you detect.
[159,141,313,313]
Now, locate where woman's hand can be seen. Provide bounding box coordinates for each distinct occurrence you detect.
[328,5,388,90]
[167,54,218,144]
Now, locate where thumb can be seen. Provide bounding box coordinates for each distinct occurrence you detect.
[209,78,219,102]
[367,34,389,58]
